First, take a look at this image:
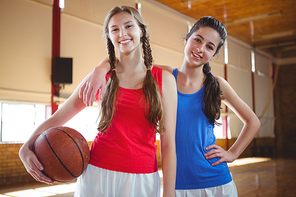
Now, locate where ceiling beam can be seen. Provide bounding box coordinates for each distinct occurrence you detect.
[225,11,282,26]
[180,0,211,7]
[254,30,296,41]
[255,41,296,49]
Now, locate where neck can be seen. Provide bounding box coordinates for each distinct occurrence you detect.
[117,47,145,72]
[175,61,206,93]
[179,61,205,80]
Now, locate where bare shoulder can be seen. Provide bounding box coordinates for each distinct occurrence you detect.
[214,75,237,101]
[154,64,174,74]
[214,75,227,84]
[162,69,176,85]
[215,75,231,90]
[161,69,177,99]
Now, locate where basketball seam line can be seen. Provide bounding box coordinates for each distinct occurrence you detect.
[42,132,80,178]
[54,127,85,175]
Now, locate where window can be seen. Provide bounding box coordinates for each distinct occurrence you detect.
[64,106,99,141]
[0,102,46,142]
[213,117,224,139]
[0,102,99,143]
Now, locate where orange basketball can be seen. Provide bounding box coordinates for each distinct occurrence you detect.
[33,126,90,182]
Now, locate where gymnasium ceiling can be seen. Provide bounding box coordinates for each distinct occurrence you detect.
[155,0,296,59]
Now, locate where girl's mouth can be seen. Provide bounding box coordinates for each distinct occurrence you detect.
[192,51,202,59]
[119,39,132,44]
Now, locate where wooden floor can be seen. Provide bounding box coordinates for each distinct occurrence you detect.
[230,158,296,197]
[1,158,295,197]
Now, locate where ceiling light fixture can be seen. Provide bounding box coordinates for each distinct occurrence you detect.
[225,10,282,26]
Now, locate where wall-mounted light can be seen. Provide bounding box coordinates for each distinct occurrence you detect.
[59,0,64,9]
[187,21,192,33]
[251,51,255,73]
[224,40,228,65]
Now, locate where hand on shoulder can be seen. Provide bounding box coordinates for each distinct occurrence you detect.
[154,64,174,74]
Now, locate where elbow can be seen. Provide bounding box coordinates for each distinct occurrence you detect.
[256,117,261,132]
[160,138,176,159]
[252,116,261,134]
[244,115,261,135]
[161,141,176,154]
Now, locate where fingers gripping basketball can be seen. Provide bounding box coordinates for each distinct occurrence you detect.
[33,126,90,182]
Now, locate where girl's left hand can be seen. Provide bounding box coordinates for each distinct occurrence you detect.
[204,144,237,166]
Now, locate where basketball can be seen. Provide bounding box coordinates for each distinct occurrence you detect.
[33,126,90,182]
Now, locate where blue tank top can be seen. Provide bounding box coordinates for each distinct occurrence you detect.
[173,68,232,189]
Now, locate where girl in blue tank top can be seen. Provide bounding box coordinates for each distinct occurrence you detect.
[79,16,261,197]
[168,17,260,196]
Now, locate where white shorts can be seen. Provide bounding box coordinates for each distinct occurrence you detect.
[175,180,238,197]
[74,164,160,197]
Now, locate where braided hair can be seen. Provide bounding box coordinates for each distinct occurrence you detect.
[98,6,164,134]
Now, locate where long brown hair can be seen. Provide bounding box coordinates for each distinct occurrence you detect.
[98,6,164,134]
[186,16,227,125]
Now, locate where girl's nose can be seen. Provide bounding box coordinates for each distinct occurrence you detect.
[119,29,127,37]
[196,44,205,52]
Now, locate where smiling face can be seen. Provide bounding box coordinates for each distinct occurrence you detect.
[184,26,221,67]
[107,11,142,55]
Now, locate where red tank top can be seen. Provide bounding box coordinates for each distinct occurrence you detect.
[89,66,162,173]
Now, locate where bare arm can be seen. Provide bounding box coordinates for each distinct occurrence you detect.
[204,76,261,166]
[79,58,110,106]
[79,58,176,106]
[160,70,177,197]
[154,64,174,74]
[19,75,90,184]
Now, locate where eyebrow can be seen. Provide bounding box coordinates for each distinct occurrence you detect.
[110,20,133,28]
[196,34,216,48]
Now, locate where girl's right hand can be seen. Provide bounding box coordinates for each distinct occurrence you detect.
[78,69,107,106]
[204,144,237,166]
[79,58,111,106]
[19,144,54,185]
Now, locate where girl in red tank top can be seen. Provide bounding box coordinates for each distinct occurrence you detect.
[19,5,177,197]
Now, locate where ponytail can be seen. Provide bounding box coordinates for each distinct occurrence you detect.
[202,62,221,125]
[186,16,227,125]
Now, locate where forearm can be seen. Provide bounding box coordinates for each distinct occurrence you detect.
[228,117,261,158]
[23,86,86,151]
[154,64,174,74]
[161,142,176,197]
[79,58,112,105]
[93,57,111,74]
[21,116,62,150]
[219,77,261,159]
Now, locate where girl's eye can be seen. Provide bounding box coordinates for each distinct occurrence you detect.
[207,45,214,50]
[111,28,119,32]
[195,38,201,42]
[126,24,133,29]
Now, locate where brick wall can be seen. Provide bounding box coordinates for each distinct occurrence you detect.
[0,137,273,187]
[0,142,94,188]
[0,143,35,187]
[1,141,159,187]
